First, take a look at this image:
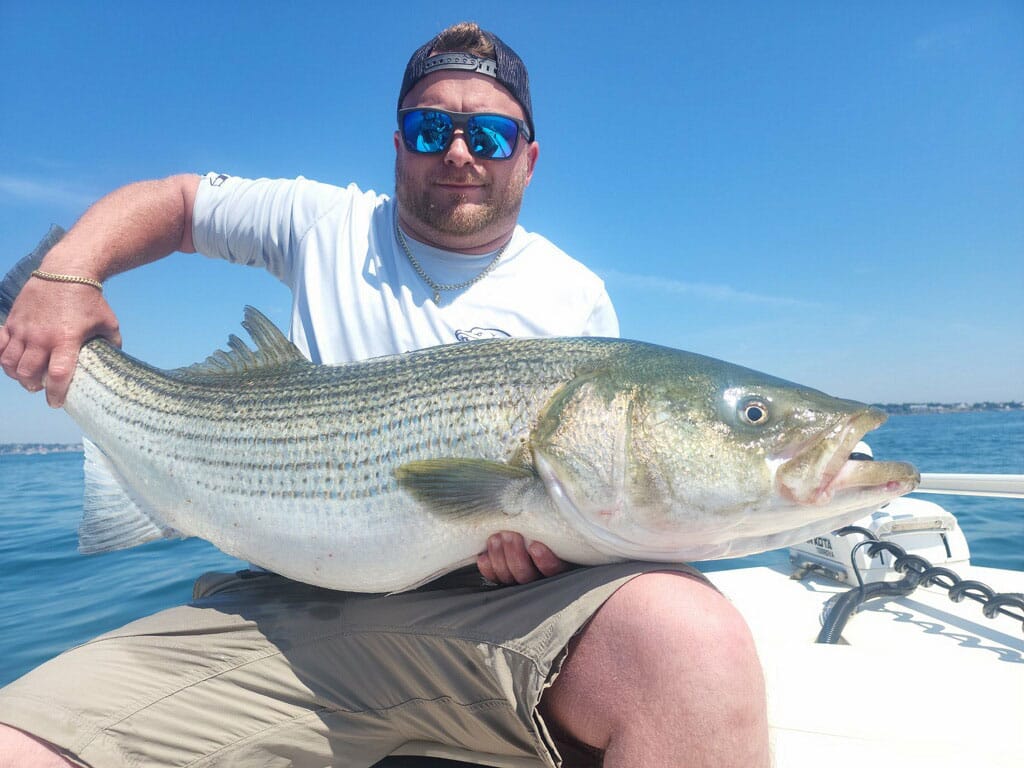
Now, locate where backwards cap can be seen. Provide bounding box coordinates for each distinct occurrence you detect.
[398,28,535,139]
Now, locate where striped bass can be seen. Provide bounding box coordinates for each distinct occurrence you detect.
[1,228,919,592]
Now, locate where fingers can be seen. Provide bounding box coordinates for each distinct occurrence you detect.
[0,335,28,382]
[495,532,542,584]
[44,346,80,408]
[0,338,76,406]
[16,346,50,393]
[0,326,82,407]
[477,532,570,585]
[0,282,120,407]
[478,534,513,584]
[525,540,570,578]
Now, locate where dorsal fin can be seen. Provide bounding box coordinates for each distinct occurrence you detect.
[168,306,307,381]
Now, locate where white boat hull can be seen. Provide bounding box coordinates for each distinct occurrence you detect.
[711,560,1024,768]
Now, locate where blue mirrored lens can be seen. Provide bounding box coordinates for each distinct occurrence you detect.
[401,110,521,159]
[402,110,453,153]
[466,115,518,159]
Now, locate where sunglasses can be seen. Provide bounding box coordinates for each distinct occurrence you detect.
[398,108,532,160]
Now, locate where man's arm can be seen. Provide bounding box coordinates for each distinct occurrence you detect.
[0,174,200,407]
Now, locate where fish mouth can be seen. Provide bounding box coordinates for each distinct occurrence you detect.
[776,408,919,505]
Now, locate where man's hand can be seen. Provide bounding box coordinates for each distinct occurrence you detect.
[477,531,569,585]
[0,279,121,407]
[1,174,199,408]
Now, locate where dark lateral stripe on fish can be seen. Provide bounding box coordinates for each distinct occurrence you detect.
[77,342,561,418]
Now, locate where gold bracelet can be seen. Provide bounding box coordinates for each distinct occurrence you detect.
[30,270,103,291]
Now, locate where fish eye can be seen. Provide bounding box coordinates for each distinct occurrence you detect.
[739,398,770,426]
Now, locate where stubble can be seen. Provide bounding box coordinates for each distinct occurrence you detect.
[395,159,528,238]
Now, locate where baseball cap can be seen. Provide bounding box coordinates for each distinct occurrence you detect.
[398,27,535,139]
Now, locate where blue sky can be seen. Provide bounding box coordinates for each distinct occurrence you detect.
[1,1,1022,443]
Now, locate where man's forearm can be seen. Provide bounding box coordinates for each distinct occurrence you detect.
[0,173,202,406]
[39,173,201,280]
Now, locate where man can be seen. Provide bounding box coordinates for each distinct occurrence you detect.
[0,23,769,768]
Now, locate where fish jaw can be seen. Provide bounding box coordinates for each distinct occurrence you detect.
[774,407,919,507]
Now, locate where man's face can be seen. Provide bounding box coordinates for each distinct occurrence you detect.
[395,70,539,252]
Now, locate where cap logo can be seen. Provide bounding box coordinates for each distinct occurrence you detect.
[422,53,497,78]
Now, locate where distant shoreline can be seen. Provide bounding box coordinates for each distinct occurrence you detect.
[0,443,83,456]
[873,401,1023,415]
[2,402,1021,456]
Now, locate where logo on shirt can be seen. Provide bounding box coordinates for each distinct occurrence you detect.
[208,174,230,187]
[455,327,511,342]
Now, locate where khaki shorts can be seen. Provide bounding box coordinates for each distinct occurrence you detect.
[0,562,706,768]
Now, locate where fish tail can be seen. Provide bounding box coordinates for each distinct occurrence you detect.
[0,226,66,324]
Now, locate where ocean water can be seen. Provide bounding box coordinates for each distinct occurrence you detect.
[1,411,1021,686]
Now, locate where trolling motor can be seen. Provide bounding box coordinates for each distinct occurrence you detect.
[788,442,1024,642]
[788,495,971,585]
[789,441,971,584]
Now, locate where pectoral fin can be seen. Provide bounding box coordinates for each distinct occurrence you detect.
[395,458,537,520]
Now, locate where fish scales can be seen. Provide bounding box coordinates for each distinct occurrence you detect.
[1,229,920,593]
[64,332,638,589]
[72,336,620,476]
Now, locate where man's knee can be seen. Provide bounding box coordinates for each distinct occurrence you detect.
[590,571,762,690]
[0,724,75,768]
[542,571,766,748]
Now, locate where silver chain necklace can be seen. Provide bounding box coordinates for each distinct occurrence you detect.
[394,216,509,305]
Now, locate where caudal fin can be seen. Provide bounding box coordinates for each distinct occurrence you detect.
[0,226,67,324]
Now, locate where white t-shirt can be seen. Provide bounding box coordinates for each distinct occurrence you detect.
[191,173,619,363]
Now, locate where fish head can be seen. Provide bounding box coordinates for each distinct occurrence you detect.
[531,345,920,561]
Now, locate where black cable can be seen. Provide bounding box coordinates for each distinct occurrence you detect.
[816,530,1024,643]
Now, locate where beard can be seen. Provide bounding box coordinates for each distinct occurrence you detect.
[395,159,529,237]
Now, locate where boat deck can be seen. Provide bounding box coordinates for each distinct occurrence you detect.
[714,561,1024,768]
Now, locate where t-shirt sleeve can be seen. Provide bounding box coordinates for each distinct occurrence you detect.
[581,287,620,337]
[191,173,348,283]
